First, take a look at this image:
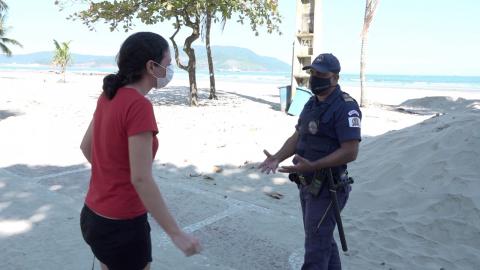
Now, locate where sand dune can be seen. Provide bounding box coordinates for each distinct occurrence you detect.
[344,98,480,269]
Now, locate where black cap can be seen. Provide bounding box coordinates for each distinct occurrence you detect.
[302,53,341,73]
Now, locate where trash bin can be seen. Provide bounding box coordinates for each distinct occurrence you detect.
[287,87,313,116]
[278,85,292,112]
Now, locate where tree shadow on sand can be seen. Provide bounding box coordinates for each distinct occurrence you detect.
[0,163,93,269]
[224,91,280,111]
[149,86,281,111]
[149,86,234,107]
[149,86,193,106]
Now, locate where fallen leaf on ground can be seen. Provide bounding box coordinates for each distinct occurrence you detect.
[264,191,284,200]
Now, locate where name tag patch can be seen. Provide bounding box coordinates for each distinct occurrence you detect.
[348,117,361,128]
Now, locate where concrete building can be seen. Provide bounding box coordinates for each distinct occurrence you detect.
[291,0,322,92]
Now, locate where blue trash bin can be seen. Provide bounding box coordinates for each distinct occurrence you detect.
[287,87,313,116]
[278,85,292,112]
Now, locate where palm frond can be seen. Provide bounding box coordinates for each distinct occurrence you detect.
[0,12,6,31]
[0,0,8,13]
[1,37,22,47]
[53,39,61,50]
[0,42,12,56]
[0,13,22,55]
[361,0,379,37]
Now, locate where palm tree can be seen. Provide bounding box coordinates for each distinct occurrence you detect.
[0,14,22,56]
[52,39,72,82]
[360,0,379,107]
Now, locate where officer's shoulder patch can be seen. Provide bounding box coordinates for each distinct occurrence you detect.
[342,93,355,102]
[348,117,361,128]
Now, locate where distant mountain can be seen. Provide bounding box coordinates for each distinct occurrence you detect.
[187,46,290,72]
[0,46,290,72]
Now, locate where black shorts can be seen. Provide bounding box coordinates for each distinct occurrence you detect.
[80,205,152,270]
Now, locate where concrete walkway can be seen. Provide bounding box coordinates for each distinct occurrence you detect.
[0,163,308,270]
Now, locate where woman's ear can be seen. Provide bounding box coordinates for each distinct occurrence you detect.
[145,60,156,75]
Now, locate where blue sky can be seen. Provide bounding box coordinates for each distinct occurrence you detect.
[3,0,480,75]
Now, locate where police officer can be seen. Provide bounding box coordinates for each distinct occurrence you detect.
[259,53,361,270]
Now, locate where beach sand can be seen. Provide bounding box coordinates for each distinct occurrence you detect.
[1,71,479,269]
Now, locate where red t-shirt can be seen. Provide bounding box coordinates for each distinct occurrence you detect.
[85,87,159,219]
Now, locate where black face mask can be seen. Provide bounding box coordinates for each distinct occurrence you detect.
[309,76,332,95]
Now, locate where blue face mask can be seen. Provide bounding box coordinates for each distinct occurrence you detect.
[309,76,332,95]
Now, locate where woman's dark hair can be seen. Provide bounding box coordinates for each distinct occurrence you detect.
[102,32,169,99]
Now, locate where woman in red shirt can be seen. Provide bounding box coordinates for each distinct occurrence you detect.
[80,32,201,270]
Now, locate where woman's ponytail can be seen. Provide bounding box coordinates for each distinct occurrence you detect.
[102,73,123,100]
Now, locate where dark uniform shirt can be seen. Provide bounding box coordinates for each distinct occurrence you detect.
[295,85,362,175]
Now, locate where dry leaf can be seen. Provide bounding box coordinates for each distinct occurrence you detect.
[203,175,215,180]
[265,191,284,200]
[212,166,223,173]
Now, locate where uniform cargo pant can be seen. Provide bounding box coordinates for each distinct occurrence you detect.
[300,184,350,270]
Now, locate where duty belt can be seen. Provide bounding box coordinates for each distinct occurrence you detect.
[289,170,353,196]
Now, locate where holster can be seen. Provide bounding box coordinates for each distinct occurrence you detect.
[289,172,305,186]
[307,170,327,196]
[289,170,327,196]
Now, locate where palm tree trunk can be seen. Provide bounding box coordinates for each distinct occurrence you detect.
[360,0,379,107]
[205,11,217,100]
[62,65,66,82]
[360,35,367,107]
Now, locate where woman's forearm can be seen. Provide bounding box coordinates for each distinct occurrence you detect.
[132,178,181,237]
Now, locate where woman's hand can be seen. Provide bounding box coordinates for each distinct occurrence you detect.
[170,230,202,257]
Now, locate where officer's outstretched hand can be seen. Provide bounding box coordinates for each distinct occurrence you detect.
[258,150,279,174]
[278,155,315,174]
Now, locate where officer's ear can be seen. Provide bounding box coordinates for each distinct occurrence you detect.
[333,73,340,83]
